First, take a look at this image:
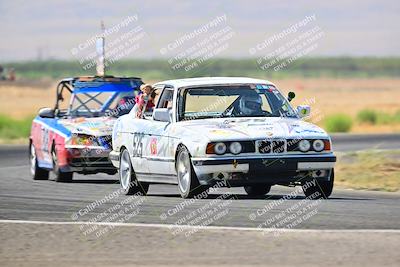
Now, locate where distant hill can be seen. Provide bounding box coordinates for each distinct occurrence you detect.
[2,57,400,81]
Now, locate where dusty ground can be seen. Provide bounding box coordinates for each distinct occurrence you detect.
[1,78,400,132]
[0,80,57,118]
[335,150,400,192]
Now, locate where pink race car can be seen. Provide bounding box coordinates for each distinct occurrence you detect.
[29,76,142,182]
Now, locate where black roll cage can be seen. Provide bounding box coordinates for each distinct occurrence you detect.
[53,76,143,117]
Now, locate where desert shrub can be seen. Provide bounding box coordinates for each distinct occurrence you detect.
[324,114,353,132]
[376,112,392,124]
[357,109,377,124]
[393,110,400,123]
[0,114,33,139]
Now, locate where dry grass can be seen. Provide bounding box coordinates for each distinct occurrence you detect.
[335,150,400,192]
[0,138,28,145]
[277,78,400,133]
[279,78,400,116]
[0,84,56,119]
[1,78,400,133]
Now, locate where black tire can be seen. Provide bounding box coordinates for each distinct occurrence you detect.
[52,149,73,182]
[176,146,208,199]
[302,169,334,199]
[30,143,49,180]
[244,184,272,197]
[119,149,149,195]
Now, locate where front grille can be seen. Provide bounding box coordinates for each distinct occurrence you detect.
[257,138,331,154]
[258,139,286,154]
[287,139,301,152]
[272,140,285,153]
[258,140,272,153]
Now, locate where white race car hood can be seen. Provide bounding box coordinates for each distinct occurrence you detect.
[59,117,116,137]
[179,117,328,141]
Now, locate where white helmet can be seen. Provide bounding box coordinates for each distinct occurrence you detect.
[239,94,262,115]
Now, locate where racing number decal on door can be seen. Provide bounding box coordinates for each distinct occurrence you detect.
[132,133,144,157]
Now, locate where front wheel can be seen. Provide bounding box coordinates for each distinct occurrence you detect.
[119,149,149,195]
[302,169,334,199]
[244,184,272,197]
[52,149,73,182]
[30,143,49,180]
[176,146,208,199]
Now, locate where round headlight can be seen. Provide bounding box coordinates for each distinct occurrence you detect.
[229,142,242,154]
[298,140,311,152]
[313,139,325,152]
[214,142,227,155]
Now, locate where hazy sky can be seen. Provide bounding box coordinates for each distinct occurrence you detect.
[1,0,399,61]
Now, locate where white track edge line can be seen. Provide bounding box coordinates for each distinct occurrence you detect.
[0,219,399,233]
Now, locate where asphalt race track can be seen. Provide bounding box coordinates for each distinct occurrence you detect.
[1,134,400,266]
[331,133,400,152]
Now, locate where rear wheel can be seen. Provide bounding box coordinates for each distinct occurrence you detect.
[30,143,49,180]
[52,149,73,182]
[302,169,334,199]
[176,146,208,199]
[244,184,272,197]
[119,149,149,195]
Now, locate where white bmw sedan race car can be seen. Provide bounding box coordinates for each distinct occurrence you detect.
[110,77,336,199]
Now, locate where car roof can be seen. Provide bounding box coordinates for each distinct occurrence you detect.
[154,77,276,89]
[59,76,142,83]
[57,76,143,92]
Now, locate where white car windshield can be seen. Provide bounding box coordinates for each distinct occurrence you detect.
[178,84,297,121]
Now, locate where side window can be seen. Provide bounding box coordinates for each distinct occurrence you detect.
[157,88,174,109]
[143,88,161,118]
[152,89,161,106]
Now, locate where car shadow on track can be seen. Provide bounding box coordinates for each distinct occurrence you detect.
[147,193,373,201]
[69,179,119,184]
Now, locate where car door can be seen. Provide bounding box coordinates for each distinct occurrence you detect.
[121,106,151,175]
[129,85,165,178]
[142,86,176,181]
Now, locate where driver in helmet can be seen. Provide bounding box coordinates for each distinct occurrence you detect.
[238,93,263,116]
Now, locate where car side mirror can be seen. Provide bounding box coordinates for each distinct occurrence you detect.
[38,107,55,118]
[297,105,311,118]
[288,91,296,102]
[153,108,172,122]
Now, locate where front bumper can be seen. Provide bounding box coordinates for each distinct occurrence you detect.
[109,150,120,168]
[191,153,336,186]
[60,147,116,174]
